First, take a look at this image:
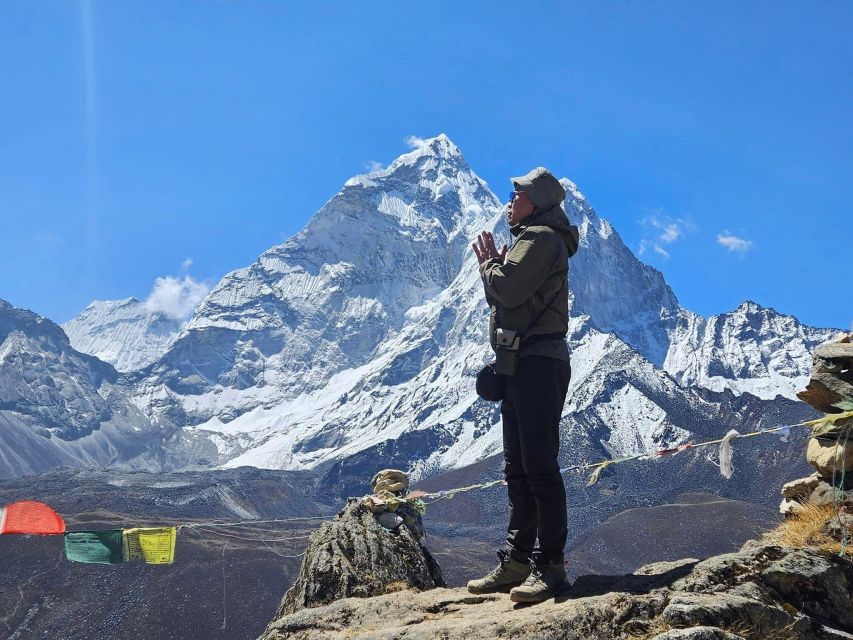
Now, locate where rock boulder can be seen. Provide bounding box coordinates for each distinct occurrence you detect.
[274,498,444,617]
[807,437,853,479]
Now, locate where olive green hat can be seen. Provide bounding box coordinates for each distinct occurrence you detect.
[511,167,566,212]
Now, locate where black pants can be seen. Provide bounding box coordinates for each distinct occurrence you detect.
[501,355,571,566]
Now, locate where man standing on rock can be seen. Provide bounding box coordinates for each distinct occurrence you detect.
[468,167,579,603]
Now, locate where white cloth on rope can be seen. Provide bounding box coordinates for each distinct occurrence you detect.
[718,429,740,479]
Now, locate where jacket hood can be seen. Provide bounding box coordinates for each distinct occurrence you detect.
[511,201,580,258]
[510,167,579,257]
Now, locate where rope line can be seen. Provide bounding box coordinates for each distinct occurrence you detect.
[192,526,312,545]
[180,515,332,530]
[17,410,850,560]
[419,411,853,503]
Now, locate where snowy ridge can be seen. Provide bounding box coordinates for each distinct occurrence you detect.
[559,176,842,398]
[63,297,185,372]
[663,300,843,400]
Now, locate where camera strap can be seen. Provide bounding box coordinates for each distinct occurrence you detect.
[519,272,567,344]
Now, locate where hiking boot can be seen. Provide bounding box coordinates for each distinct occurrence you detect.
[509,561,570,603]
[467,552,531,593]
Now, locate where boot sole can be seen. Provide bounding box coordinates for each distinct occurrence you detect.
[509,584,571,603]
[466,581,526,595]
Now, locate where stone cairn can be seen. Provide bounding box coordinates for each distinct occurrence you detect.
[274,468,445,616]
[780,331,853,540]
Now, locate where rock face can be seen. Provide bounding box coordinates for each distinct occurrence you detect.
[259,542,852,640]
[798,334,853,414]
[662,300,841,400]
[0,299,157,479]
[275,499,445,616]
[781,473,822,501]
[779,472,853,516]
[807,436,853,480]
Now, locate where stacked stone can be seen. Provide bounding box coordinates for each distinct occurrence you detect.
[779,332,853,535]
[275,497,444,615]
[275,469,444,616]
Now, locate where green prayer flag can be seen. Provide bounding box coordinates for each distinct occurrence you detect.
[64,530,125,564]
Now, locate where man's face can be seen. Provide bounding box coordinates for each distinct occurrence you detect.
[507,190,536,226]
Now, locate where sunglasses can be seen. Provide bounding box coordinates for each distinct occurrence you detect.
[509,190,519,203]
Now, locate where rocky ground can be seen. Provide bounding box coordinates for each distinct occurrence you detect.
[260,456,852,640]
[260,541,853,640]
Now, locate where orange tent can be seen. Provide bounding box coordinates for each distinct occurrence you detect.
[0,500,65,535]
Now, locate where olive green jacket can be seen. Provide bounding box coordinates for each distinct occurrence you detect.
[479,203,579,362]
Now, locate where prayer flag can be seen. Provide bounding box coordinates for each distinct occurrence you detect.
[122,527,176,564]
[64,530,124,564]
[0,500,65,535]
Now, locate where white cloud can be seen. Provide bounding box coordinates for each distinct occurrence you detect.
[637,210,695,260]
[716,232,754,253]
[660,223,681,243]
[181,257,193,270]
[145,274,210,320]
[364,160,384,172]
[404,135,427,149]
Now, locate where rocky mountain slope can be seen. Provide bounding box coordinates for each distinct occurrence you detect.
[259,469,852,640]
[0,460,845,640]
[0,467,333,640]
[0,299,156,479]
[663,300,836,400]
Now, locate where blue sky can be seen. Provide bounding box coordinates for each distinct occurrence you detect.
[1,1,851,329]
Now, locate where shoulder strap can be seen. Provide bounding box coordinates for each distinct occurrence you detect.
[520,272,567,342]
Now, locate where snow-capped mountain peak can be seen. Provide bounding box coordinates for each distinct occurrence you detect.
[44,134,845,483]
[663,299,843,400]
[63,297,185,372]
[340,133,497,241]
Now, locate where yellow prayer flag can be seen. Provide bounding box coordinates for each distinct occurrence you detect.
[122,527,176,564]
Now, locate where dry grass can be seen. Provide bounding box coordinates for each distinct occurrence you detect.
[382,580,413,594]
[627,618,800,640]
[725,619,801,640]
[761,501,852,556]
[624,617,672,639]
